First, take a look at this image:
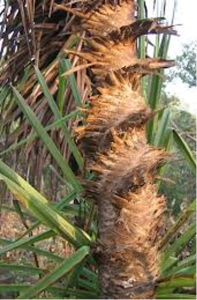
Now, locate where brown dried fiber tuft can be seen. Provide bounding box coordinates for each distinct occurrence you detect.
[86,129,167,199]
[76,75,154,158]
[65,38,175,73]
[98,184,166,299]
[55,1,135,37]
[65,0,176,298]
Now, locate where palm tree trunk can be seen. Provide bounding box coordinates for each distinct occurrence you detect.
[64,1,176,298]
[1,1,177,298]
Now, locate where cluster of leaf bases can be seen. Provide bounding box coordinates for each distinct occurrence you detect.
[56,1,177,299]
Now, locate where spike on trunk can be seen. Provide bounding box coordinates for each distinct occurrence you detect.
[65,0,176,298]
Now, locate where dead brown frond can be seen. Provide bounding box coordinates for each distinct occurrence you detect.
[0,1,91,186]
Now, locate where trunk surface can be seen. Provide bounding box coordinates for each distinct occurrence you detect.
[53,1,176,298]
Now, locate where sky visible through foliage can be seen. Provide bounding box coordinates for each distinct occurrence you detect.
[146,0,197,114]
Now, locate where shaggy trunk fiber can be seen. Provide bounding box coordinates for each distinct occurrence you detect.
[57,1,176,298]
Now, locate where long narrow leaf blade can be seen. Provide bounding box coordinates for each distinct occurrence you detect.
[0,231,56,256]
[63,59,82,107]
[163,222,196,260]
[0,284,99,299]
[35,66,83,170]
[11,85,82,192]
[0,173,91,247]
[0,238,64,262]
[157,293,196,299]
[0,263,45,275]
[15,191,77,241]
[173,130,196,175]
[17,246,90,299]
[0,110,79,156]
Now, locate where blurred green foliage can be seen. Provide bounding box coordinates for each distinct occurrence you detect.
[160,103,196,215]
[168,42,196,87]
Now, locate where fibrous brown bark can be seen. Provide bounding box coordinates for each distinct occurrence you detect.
[57,1,176,298]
